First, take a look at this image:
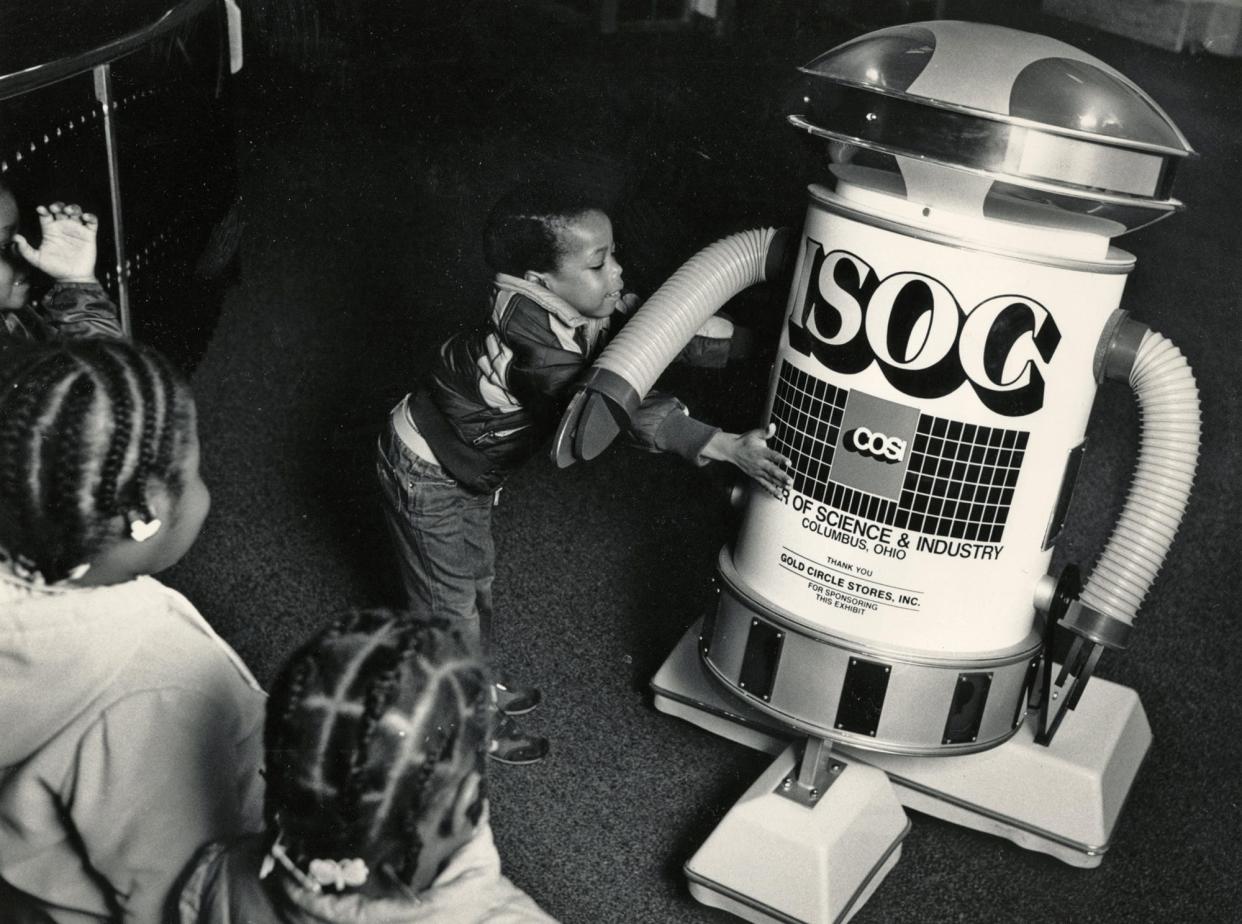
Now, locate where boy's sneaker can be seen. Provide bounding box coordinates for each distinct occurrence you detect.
[488,716,549,765]
[494,680,541,716]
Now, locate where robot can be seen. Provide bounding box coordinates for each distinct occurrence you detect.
[554,21,1200,924]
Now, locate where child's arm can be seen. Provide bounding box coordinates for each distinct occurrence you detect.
[627,396,792,499]
[13,203,122,340]
[36,282,124,340]
[501,304,789,495]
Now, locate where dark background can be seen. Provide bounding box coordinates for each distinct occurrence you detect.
[154,0,1241,920]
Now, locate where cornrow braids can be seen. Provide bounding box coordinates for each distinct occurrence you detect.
[0,350,80,553]
[149,354,181,493]
[91,344,140,519]
[264,609,494,891]
[0,339,194,583]
[39,374,98,581]
[125,348,162,523]
[263,610,356,830]
[482,181,607,276]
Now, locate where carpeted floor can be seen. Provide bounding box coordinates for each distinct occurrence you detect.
[162,1,1241,920]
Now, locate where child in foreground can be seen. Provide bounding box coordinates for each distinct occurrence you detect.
[0,185,122,343]
[178,608,558,923]
[0,339,266,922]
[378,182,792,763]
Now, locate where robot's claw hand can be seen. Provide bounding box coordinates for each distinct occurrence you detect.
[1032,565,1094,747]
[1036,634,1104,746]
[1057,634,1105,709]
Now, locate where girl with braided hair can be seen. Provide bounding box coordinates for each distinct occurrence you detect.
[0,338,266,923]
[178,608,557,923]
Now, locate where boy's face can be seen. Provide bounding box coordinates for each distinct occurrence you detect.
[530,209,623,319]
[0,190,31,310]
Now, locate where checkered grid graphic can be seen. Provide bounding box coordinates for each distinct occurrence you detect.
[770,361,1027,542]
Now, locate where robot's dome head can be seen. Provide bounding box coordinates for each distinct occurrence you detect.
[789,21,1194,233]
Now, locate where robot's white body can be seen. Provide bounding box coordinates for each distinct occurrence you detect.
[651,182,1155,920]
[556,21,1200,924]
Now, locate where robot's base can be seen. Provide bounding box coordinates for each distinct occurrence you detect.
[686,744,909,924]
[654,618,1151,869]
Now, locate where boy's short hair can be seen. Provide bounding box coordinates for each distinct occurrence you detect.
[482,181,606,276]
[263,610,493,886]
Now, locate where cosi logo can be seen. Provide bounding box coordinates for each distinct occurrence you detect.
[845,426,906,463]
[787,243,1062,416]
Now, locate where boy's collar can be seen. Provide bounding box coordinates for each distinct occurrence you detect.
[493,273,592,328]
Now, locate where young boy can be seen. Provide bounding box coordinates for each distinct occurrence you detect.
[377,182,792,764]
[0,188,122,344]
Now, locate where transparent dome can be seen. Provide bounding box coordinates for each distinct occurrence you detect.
[1009,57,1188,151]
[796,22,1190,154]
[788,21,1193,232]
[799,25,937,95]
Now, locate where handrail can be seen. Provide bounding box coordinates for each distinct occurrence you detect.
[0,0,215,102]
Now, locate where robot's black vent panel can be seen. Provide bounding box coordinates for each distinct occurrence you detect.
[738,619,784,702]
[834,657,891,737]
[1043,441,1086,550]
[943,671,993,744]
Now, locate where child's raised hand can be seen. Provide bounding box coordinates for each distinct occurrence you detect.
[703,423,793,500]
[13,203,99,284]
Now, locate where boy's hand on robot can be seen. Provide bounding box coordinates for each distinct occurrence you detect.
[13,203,99,284]
[720,423,793,500]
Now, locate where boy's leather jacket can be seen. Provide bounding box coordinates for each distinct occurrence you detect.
[407,274,720,495]
[1,281,123,345]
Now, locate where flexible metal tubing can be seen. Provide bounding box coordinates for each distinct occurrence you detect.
[1079,331,1200,623]
[595,227,779,397]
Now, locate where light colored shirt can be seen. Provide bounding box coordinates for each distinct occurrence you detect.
[0,571,266,923]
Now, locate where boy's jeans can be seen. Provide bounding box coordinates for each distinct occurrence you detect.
[376,423,494,654]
